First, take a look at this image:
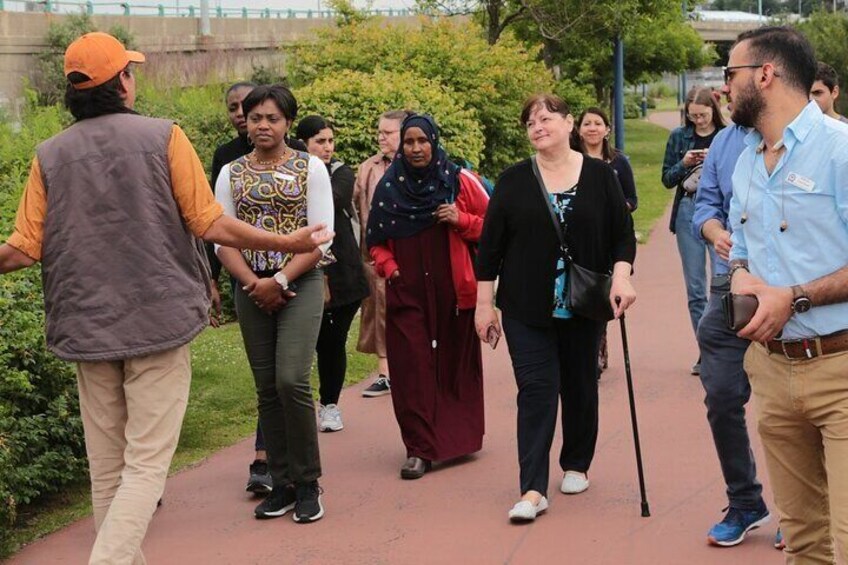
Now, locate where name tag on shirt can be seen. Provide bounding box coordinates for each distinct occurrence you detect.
[786,172,815,192]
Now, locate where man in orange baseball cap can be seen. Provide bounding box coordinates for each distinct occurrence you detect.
[0,32,332,565]
[64,31,145,90]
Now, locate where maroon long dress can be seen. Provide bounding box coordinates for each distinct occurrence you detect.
[385,223,484,462]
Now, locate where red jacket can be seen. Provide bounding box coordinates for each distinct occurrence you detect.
[370,170,490,309]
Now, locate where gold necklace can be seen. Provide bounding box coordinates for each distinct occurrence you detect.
[250,148,289,166]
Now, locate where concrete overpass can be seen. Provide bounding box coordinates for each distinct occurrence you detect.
[0,8,763,113]
[690,19,764,42]
[0,10,422,113]
[688,9,774,42]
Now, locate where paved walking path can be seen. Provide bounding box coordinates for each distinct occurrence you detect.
[9,204,781,564]
[10,113,781,563]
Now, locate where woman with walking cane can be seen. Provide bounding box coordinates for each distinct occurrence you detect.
[475,94,636,523]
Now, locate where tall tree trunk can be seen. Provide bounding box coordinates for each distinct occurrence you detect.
[487,0,501,44]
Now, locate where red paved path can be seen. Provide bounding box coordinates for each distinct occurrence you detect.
[9,203,782,564]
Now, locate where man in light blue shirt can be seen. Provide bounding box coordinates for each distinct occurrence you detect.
[725,26,848,562]
[691,123,775,548]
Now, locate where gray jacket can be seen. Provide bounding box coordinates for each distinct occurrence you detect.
[36,113,210,361]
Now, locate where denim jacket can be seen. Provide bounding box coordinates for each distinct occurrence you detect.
[661,125,695,233]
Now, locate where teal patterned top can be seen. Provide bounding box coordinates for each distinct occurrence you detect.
[550,188,576,319]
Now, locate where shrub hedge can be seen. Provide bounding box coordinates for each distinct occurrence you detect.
[289,18,595,176]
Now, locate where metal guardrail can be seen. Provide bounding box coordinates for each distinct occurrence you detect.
[0,0,413,18]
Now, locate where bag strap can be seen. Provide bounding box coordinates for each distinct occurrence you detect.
[530,156,572,262]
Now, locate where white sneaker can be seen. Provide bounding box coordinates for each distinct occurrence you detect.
[508,496,549,522]
[318,404,344,432]
[560,471,589,494]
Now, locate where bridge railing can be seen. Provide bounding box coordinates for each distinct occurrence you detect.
[0,0,414,18]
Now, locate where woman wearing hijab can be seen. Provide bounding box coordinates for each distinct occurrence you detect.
[295,115,369,433]
[366,114,490,479]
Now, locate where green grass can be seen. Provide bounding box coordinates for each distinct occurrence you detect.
[7,320,376,556]
[621,118,675,243]
[653,96,681,112]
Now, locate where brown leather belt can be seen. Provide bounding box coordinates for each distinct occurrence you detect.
[766,330,848,360]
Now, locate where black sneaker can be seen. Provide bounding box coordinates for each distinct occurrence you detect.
[362,375,390,397]
[293,481,324,523]
[254,484,296,519]
[246,459,273,494]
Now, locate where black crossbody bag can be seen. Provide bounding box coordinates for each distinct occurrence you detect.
[531,156,614,322]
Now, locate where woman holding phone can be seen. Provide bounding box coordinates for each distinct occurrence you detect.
[366,113,490,480]
[661,86,725,375]
[475,94,636,523]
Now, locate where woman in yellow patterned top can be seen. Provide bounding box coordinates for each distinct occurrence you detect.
[215,85,334,524]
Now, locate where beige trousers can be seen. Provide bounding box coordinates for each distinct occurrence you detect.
[76,345,191,565]
[745,343,848,564]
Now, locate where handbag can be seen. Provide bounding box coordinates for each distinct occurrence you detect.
[681,164,703,195]
[531,157,614,322]
[721,293,758,331]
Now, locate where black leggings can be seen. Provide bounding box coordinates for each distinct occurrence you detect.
[316,300,361,406]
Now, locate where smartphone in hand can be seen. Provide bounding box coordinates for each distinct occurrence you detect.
[486,324,501,349]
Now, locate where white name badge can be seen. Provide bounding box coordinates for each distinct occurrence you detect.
[786,172,815,192]
[274,172,296,182]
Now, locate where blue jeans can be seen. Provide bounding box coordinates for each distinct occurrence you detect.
[674,196,715,337]
[696,278,765,511]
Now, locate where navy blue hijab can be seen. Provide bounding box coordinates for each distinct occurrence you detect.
[365,114,460,248]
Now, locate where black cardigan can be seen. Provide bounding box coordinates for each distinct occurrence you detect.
[475,157,636,327]
[324,161,370,310]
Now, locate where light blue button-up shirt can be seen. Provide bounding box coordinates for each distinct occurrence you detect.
[693,124,750,275]
[729,102,848,339]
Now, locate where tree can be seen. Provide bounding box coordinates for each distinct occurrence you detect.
[511,0,714,101]
[797,9,848,113]
[288,18,594,175]
[416,0,528,45]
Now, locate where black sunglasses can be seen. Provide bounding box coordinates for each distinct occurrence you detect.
[722,64,763,83]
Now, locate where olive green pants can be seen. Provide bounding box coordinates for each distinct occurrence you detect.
[235,269,324,486]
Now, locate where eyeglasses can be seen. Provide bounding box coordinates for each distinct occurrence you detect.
[377,129,399,138]
[687,111,713,121]
[722,64,764,83]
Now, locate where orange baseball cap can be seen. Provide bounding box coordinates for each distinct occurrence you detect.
[64,32,145,90]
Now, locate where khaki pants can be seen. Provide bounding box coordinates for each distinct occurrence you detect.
[76,345,191,565]
[745,343,848,564]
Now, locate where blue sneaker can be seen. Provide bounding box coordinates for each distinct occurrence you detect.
[707,506,771,547]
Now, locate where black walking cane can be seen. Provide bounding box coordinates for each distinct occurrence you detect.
[616,298,651,517]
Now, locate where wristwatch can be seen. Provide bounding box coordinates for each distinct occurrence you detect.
[273,271,289,291]
[728,262,749,281]
[790,285,812,314]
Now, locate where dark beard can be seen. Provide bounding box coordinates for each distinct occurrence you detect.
[730,82,765,128]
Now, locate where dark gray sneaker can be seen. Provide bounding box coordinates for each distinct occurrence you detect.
[246,459,273,494]
[293,481,324,523]
[254,485,296,519]
[362,375,390,397]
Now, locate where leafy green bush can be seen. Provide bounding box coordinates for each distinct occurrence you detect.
[34,14,135,107]
[288,18,589,176]
[0,98,81,557]
[297,68,485,169]
[648,82,675,100]
[135,83,231,173]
